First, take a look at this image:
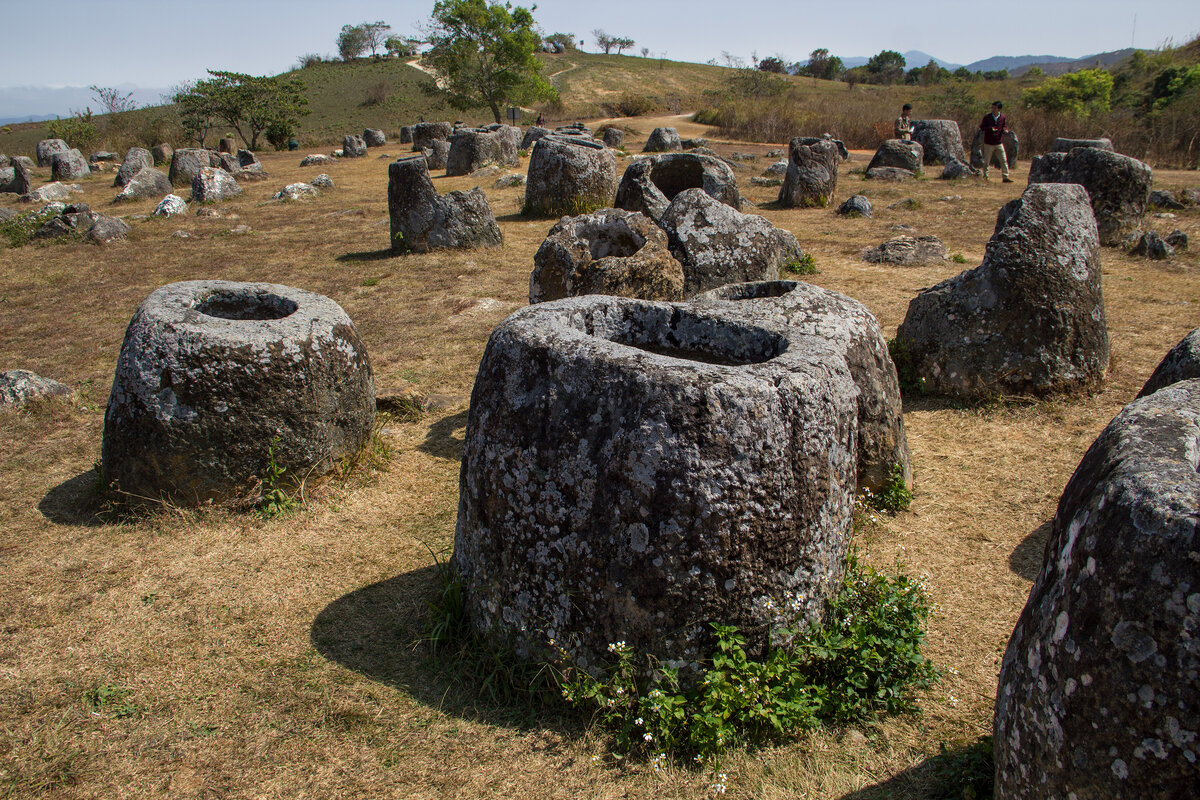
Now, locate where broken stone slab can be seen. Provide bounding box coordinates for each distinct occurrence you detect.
[523,134,617,218]
[0,369,72,406]
[1049,136,1113,153]
[1129,230,1173,259]
[867,139,924,173]
[861,235,946,266]
[22,182,81,203]
[299,154,332,167]
[614,152,741,222]
[87,215,131,243]
[387,155,502,253]
[865,167,915,181]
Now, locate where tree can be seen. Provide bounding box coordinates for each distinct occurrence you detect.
[173,71,309,150]
[758,56,787,74]
[543,32,576,52]
[338,24,368,60]
[423,0,557,124]
[1022,68,1113,116]
[866,50,906,84]
[612,36,635,55]
[592,29,615,54]
[385,36,419,58]
[799,48,843,81]
[360,21,391,57]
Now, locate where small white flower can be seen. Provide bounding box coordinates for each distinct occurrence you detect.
[643,732,653,742]
[635,717,644,726]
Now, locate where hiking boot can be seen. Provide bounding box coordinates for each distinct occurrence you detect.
[1003,176,1014,183]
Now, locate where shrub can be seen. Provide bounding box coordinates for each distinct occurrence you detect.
[604,92,656,117]
[1021,68,1113,116]
[45,109,98,151]
[0,207,59,248]
[783,253,819,275]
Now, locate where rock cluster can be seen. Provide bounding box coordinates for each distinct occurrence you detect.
[615,153,741,222]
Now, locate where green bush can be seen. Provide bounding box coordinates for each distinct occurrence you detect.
[0,207,59,248]
[45,109,99,151]
[1021,68,1113,116]
[783,253,819,275]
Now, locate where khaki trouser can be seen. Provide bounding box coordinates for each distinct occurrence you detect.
[982,142,1009,178]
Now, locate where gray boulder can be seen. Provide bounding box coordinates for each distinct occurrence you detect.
[114,147,153,187]
[940,157,979,179]
[1138,326,1200,398]
[494,173,524,188]
[555,122,592,137]
[1166,229,1188,250]
[681,137,710,150]
[342,134,367,158]
[1129,230,1173,260]
[837,195,872,217]
[789,135,848,162]
[601,127,624,148]
[1030,147,1153,246]
[994,379,1200,800]
[1027,152,1067,183]
[169,149,221,187]
[388,155,502,253]
[422,139,451,171]
[0,161,31,195]
[411,121,453,151]
[614,152,741,222]
[693,281,910,493]
[273,182,320,201]
[87,215,131,243]
[452,296,859,671]
[778,137,840,208]
[970,128,1020,168]
[868,139,924,173]
[862,235,946,266]
[153,194,188,217]
[643,126,682,153]
[446,127,519,176]
[399,125,413,144]
[50,149,90,181]
[299,154,332,167]
[36,138,70,167]
[1049,136,1113,153]
[102,280,375,506]
[519,125,551,150]
[895,183,1108,399]
[0,370,72,406]
[1148,189,1184,210]
[364,128,386,147]
[311,174,334,189]
[191,167,243,202]
[764,160,788,176]
[151,143,173,166]
[114,166,172,202]
[659,188,802,296]
[22,182,80,203]
[11,156,34,170]
[523,134,617,217]
[529,208,684,304]
[865,167,915,181]
[911,119,966,165]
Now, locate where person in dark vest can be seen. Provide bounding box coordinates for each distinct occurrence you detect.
[894,103,913,140]
[536,112,544,127]
[979,101,1013,182]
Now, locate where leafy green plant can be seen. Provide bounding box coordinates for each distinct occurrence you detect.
[84,683,139,718]
[46,109,99,151]
[951,252,967,264]
[256,436,298,518]
[0,207,59,248]
[783,253,819,275]
[865,463,913,514]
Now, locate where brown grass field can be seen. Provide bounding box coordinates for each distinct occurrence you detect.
[1,114,1197,799]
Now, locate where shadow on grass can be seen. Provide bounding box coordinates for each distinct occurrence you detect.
[1008,520,1052,582]
[494,211,538,223]
[419,409,468,461]
[38,468,109,527]
[839,736,994,800]
[336,248,400,263]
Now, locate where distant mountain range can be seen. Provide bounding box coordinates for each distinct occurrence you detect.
[0,85,169,126]
[835,49,1134,75]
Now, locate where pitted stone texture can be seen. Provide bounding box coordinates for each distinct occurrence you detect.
[1138,327,1200,398]
[615,153,741,222]
[87,215,131,243]
[643,126,682,153]
[446,127,519,176]
[868,139,924,173]
[342,134,367,158]
[299,153,332,167]
[153,194,188,217]
[169,148,221,187]
[273,182,320,201]
[421,139,451,171]
[388,155,501,253]
[896,183,1108,399]
[862,235,946,266]
[523,134,617,217]
[1050,136,1113,153]
[399,125,414,144]
[660,189,801,296]
[994,379,1200,800]
[940,157,978,179]
[191,167,242,202]
[789,135,848,162]
[36,138,70,167]
[0,161,31,195]
[22,182,79,203]
[601,127,624,148]
[114,166,172,202]
[411,121,453,151]
[102,280,375,506]
[764,160,788,176]
[311,173,334,189]
[778,137,840,208]
[0,370,72,406]
[1028,152,1067,183]
[452,296,859,671]
[694,280,910,492]
[51,149,90,181]
[1130,230,1173,260]
[837,195,872,217]
[520,125,551,150]
[363,128,386,147]
[529,209,683,304]
[151,143,173,166]
[1030,147,1153,246]
[865,167,915,181]
[970,128,1020,168]
[911,119,966,165]
[114,147,153,187]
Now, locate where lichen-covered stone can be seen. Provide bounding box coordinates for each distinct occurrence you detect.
[363,128,386,147]
[273,182,319,201]
[191,167,242,202]
[523,134,617,217]
[896,183,1108,399]
[452,296,859,671]
[1028,147,1152,246]
[388,155,501,253]
[311,174,334,189]
[169,148,221,187]
[602,127,624,148]
[0,160,31,195]
[21,182,80,203]
[778,137,840,208]
[1148,189,1184,210]
[446,127,519,176]
[659,188,801,296]
[114,147,153,187]
[114,166,172,202]
[837,195,872,217]
[399,125,414,144]
[529,208,683,304]
[1138,326,1200,398]
[101,280,375,506]
[694,280,910,492]
[411,121,453,151]
[643,126,682,153]
[994,379,1200,800]
[0,369,72,406]
[299,153,331,167]
[421,139,450,171]
[519,125,551,150]
[36,138,69,167]
[615,153,741,222]
[342,134,367,158]
[940,157,979,179]
[151,143,173,166]
[153,194,187,217]
[911,119,966,165]
[862,235,947,266]
[867,139,924,173]
[1049,137,1113,153]
[87,215,131,243]
[1129,230,1174,260]
[50,149,90,181]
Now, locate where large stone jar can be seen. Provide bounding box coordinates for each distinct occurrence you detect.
[102,281,376,506]
[453,296,859,672]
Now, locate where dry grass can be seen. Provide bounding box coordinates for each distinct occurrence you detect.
[1,119,1198,799]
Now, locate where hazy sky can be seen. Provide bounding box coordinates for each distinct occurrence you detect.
[2,0,1196,91]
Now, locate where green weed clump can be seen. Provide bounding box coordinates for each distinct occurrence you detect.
[84,683,139,718]
[0,207,58,248]
[256,436,299,518]
[863,463,914,514]
[783,253,819,275]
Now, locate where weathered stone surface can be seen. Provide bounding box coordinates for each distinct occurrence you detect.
[940,157,979,179]
[494,173,524,188]
[615,153,741,222]
[1148,189,1184,209]
[601,127,624,148]
[778,137,840,208]
[363,128,386,147]
[0,154,11,168]
[299,153,332,166]
[115,147,154,187]
[555,122,592,137]
[411,121,453,151]
[87,215,130,243]
[660,188,802,296]
[51,149,90,181]
[694,280,910,492]
[1166,229,1188,250]
[681,137,709,150]
[1049,136,1113,153]
[789,135,849,162]
[36,138,69,167]
[970,128,1020,168]
[34,203,95,239]
[102,280,375,506]
[388,155,502,253]
[0,161,31,195]
[151,143,173,166]
[452,296,859,671]
[114,166,171,202]
[643,126,682,153]
[837,195,872,217]
[273,182,320,201]
[994,379,1200,800]
[751,177,782,187]
[90,151,119,163]
[192,167,242,203]
[523,134,617,217]
[911,119,966,165]
[11,156,34,170]
[865,167,915,181]
[1138,326,1200,398]
[342,134,367,158]
[0,370,72,406]
[153,194,187,217]
[399,125,414,144]
[1028,152,1067,183]
[764,160,788,177]
[311,173,334,189]
[1029,147,1153,246]
[446,127,519,176]
[169,149,221,187]
[868,139,924,173]
[862,235,946,266]
[1130,230,1174,259]
[421,139,450,171]
[529,208,684,304]
[896,183,1108,399]
[22,182,80,203]
[519,125,551,150]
